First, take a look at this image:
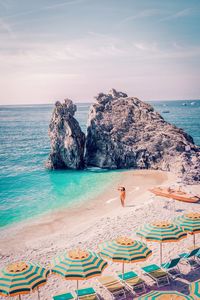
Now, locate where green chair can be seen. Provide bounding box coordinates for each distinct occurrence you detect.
[141,264,170,287]
[179,247,200,268]
[118,271,146,294]
[75,287,99,300]
[161,257,182,278]
[53,292,74,300]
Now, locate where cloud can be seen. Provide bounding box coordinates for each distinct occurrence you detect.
[133,41,200,60]
[0,35,200,104]
[134,42,158,52]
[44,0,87,10]
[1,0,88,22]
[1,32,200,76]
[118,7,198,27]
[159,8,193,22]
[0,33,128,67]
[0,17,15,38]
[118,9,163,26]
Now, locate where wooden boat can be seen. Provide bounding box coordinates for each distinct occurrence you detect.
[149,187,200,203]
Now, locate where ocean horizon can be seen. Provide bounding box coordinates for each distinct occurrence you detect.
[0,99,200,229]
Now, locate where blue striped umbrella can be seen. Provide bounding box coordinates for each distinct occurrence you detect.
[0,261,49,299]
[138,290,194,299]
[189,279,200,299]
[99,236,152,274]
[52,249,107,289]
[175,212,200,248]
[137,221,187,264]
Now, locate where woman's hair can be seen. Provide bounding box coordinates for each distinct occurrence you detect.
[121,187,125,191]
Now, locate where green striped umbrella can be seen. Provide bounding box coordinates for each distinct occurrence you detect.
[175,212,200,248]
[0,261,49,299]
[99,236,152,274]
[137,221,187,264]
[189,280,200,300]
[138,290,194,299]
[52,249,107,289]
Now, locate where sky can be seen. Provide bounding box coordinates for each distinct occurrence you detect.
[0,0,200,104]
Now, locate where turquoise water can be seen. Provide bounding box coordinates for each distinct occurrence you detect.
[0,100,200,228]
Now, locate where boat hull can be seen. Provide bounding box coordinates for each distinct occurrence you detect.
[149,188,200,203]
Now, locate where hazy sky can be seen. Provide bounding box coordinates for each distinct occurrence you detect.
[0,0,200,104]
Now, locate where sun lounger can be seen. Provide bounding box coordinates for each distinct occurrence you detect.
[196,249,200,260]
[98,275,127,299]
[141,264,170,287]
[53,292,74,300]
[179,247,200,269]
[161,257,182,278]
[75,287,99,300]
[118,270,146,294]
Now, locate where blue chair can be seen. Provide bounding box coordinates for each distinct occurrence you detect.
[53,292,74,300]
[75,287,99,299]
[161,257,182,278]
[179,247,200,269]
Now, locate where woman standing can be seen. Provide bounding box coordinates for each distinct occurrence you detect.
[118,186,126,207]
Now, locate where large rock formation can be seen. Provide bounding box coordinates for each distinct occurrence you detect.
[85,89,200,183]
[46,99,85,169]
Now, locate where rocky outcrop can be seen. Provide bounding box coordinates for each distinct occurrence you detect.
[46,99,85,169]
[85,89,200,183]
[46,89,200,184]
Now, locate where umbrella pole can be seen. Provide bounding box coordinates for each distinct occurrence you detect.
[160,243,162,265]
[193,234,196,249]
[38,287,40,300]
[122,262,125,276]
[77,280,79,290]
[19,295,21,300]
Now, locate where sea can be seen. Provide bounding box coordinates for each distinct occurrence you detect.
[0,100,200,229]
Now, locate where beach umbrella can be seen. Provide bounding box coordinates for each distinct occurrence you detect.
[138,290,194,299]
[175,212,200,248]
[99,236,152,275]
[189,280,200,300]
[51,249,107,289]
[137,221,187,264]
[0,261,49,299]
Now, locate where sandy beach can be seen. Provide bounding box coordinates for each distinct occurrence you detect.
[0,169,200,300]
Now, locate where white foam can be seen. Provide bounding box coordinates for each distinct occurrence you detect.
[106,197,118,204]
[128,187,140,194]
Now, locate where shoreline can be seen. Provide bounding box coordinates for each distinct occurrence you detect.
[0,168,124,233]
[0,169,172,254]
